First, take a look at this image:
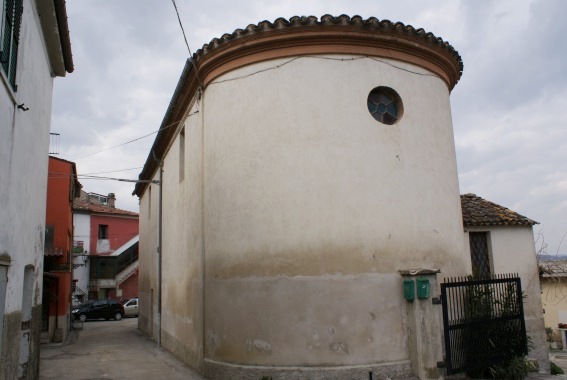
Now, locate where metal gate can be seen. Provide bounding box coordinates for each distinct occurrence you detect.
[440,274,527,375]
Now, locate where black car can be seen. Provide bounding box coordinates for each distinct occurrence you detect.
[72,300,125,322]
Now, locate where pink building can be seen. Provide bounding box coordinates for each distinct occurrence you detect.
[73,191,139,301]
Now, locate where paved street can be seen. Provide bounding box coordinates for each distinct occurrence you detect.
[40,317,204,380]
[40,318,567,380]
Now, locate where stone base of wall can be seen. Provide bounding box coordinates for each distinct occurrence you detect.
[204,359,413,380]
[161,326,203,373]
[526,317,550,373]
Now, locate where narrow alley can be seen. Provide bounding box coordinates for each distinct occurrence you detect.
[40,318,204,380]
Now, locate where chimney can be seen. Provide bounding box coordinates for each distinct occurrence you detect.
[107,193,116,208]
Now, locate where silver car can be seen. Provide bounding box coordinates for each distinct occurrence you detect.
[122,298,138,317]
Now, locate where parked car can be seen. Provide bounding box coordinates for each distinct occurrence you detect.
[121,298,138,317]
[72,300,124,322]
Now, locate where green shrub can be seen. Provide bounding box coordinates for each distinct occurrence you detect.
[551,361,564,375]
[488,355,535,380]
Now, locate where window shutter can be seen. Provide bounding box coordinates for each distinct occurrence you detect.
[1,0,23,91]
[1,0,15,73]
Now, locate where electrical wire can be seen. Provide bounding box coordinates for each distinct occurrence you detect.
[70,110,199,161]
[68,55,434,164]
[211,57,301,85]
[49,167,143,178]
[81,167,143,176]
[170,0,204,89]
[210,55,437,86]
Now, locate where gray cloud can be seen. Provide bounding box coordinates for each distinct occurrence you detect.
[50,0,567,254]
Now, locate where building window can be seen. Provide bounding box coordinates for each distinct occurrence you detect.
[469,232,491,277]
[98,224,108,239]
[367,86,403,125]
[179,126,185,183]
[45,225,54,250]
[0,0,24,91]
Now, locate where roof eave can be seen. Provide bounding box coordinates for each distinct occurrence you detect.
[133,59,195,198]
[36,0,74,76]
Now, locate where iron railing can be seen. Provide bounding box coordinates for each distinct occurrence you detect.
[90,242,139,280]
[440,274,527,375]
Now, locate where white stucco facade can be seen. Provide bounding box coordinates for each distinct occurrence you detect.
[137,16,467,379]
[463,226,548,369]
[0,0,72,377]
[200,56,466,372]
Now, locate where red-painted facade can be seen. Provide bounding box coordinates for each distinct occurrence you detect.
[74,192,139,301]
[44,156,81,343]
[108,270,138,301]
[89,214,138,254]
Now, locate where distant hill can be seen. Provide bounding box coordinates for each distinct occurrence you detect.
[539,255,567,261]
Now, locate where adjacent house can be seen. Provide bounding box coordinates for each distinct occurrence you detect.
[73,191,139,301]
[43,156,81,344]
[539,260,567,334]
[461,193,547,369]
[134,15,467,379]
[0,0,73,377]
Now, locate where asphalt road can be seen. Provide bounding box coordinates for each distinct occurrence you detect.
[40,317,204,380]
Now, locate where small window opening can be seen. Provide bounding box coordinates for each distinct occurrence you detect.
[367,86,403,125]
[98,225,108,239]
[469,232,491,277]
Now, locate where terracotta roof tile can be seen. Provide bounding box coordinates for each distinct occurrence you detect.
[461,193,538,227]
[196,15,463,76]
[73,198,138,217]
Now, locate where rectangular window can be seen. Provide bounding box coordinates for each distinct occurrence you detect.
[179,127,185,182]
[469,232,491,277]
[45,225,54,250]
[98,224,108,239]
[1,0,23,91]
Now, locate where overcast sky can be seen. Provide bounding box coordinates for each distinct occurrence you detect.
[51,0,567,255]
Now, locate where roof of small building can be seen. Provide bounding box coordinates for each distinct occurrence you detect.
[461,193,538,227]
[73,190,138,218]
[539,259,567,278]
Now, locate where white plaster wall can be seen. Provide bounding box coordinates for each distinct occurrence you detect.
[158,99,205,368]
[138,186,158,338]
[0,0,56,316]
[201,56,467,367]
[541,279,567,330]
[464,227,542,321]
[0,0,60,374]
[72,213,90,294]
[464,226,548,369]
[139,54,468,375]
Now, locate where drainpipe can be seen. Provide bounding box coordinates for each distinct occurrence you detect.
[154,153,163,349]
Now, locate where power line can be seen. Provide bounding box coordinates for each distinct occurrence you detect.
[48,167,143,178]
[77,174,158,184]
[210,55,438,86]
[71,128,168,160]
[81,167,143,175]
[170,0,204,89]
[70,110,198,161]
